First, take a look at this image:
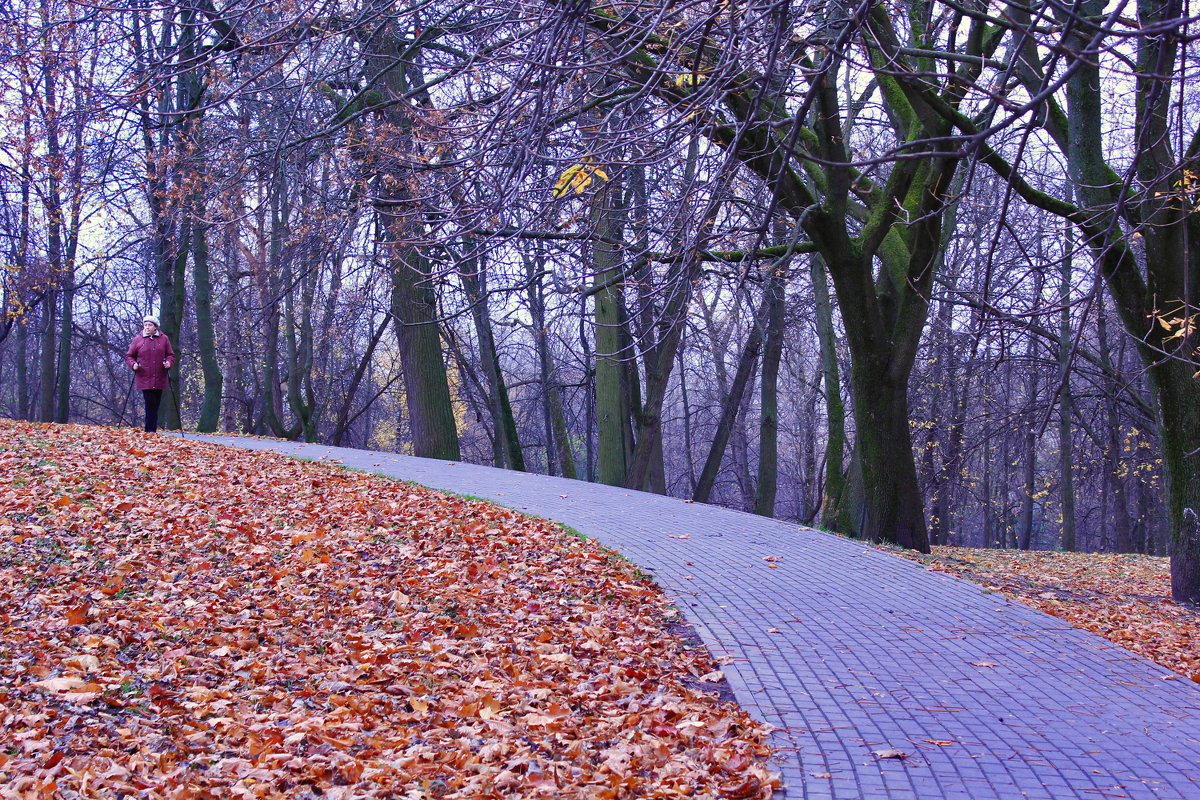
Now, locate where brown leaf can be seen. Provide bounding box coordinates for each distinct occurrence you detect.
[65,605,89,626]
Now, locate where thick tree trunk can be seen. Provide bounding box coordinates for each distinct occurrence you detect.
[853,364,930,551]
[1096,295,1133,552]
[387,245,460,461]
[37,0,73,425]
[817,225,933,553]
[592,185,632,486]
[191,127,222,433]
[1053,0,1200,594]
[1156,363,1200,600]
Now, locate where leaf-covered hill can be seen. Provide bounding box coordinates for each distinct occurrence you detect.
[0,420,776,799]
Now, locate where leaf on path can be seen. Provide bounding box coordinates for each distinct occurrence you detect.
[871,748,908,760]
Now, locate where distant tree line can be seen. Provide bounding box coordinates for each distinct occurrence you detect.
[2,0,1197,599]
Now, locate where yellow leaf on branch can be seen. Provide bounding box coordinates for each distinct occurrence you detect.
[552,157,609,199]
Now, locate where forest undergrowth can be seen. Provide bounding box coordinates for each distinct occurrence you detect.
[0,419,776,799]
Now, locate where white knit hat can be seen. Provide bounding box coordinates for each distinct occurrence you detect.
[143,315,160,328]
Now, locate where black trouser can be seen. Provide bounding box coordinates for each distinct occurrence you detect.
[142,389,163,433]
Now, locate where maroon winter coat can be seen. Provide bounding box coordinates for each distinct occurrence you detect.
[125,332,176,391]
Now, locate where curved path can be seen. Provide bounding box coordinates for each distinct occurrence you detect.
[191,435,1200,799]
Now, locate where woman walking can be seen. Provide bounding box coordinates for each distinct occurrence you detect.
[125,316,175,433]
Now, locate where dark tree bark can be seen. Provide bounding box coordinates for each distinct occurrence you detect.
[38,300,56,423]
[188,102,222,433]
[1057,198,1078,552]
[386,244,460,460]
[754,263,786,517]
[811,254,846,531]
[1095,293,1133,553]
[592,181,633,486]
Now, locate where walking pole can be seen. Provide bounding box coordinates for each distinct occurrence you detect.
[117,374,135,427]
[168,370,184,439]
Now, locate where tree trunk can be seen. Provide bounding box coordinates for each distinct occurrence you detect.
[1057,203,1077,552]
[332,315,391,447]
[1053,0,1200,597]
[462,249,523,471]
[17,322,30,421]
[222,222,243,434]
[624,135,720,493]
[853,359,929,551]
[191,119,222,433]
[754,266,785,517]
[260,174,296,440]
[527,253,576,479]
[582,315,596,482]
[282,243,317,443]
[677,332,697,494]
[54,283,73,424]
[593,182,632,486]
[1017,269,1044,551]
[387,244,460,461]
[811,254,847,531]
[1096,293,1133,552]
[815,213,933,553]
[693,293,768,504]
[38,299,56,422]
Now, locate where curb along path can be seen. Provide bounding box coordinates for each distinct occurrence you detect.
[191,435,1200,799]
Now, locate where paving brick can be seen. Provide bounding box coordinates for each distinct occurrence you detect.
[193,436,1200,799]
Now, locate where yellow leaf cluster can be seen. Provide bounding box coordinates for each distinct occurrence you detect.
[552,156,609,199]
[672,72,707,90]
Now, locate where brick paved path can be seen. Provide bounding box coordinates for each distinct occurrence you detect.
[192,435,1200,799]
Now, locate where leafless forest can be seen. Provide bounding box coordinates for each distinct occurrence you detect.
[3,0,1199,598]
